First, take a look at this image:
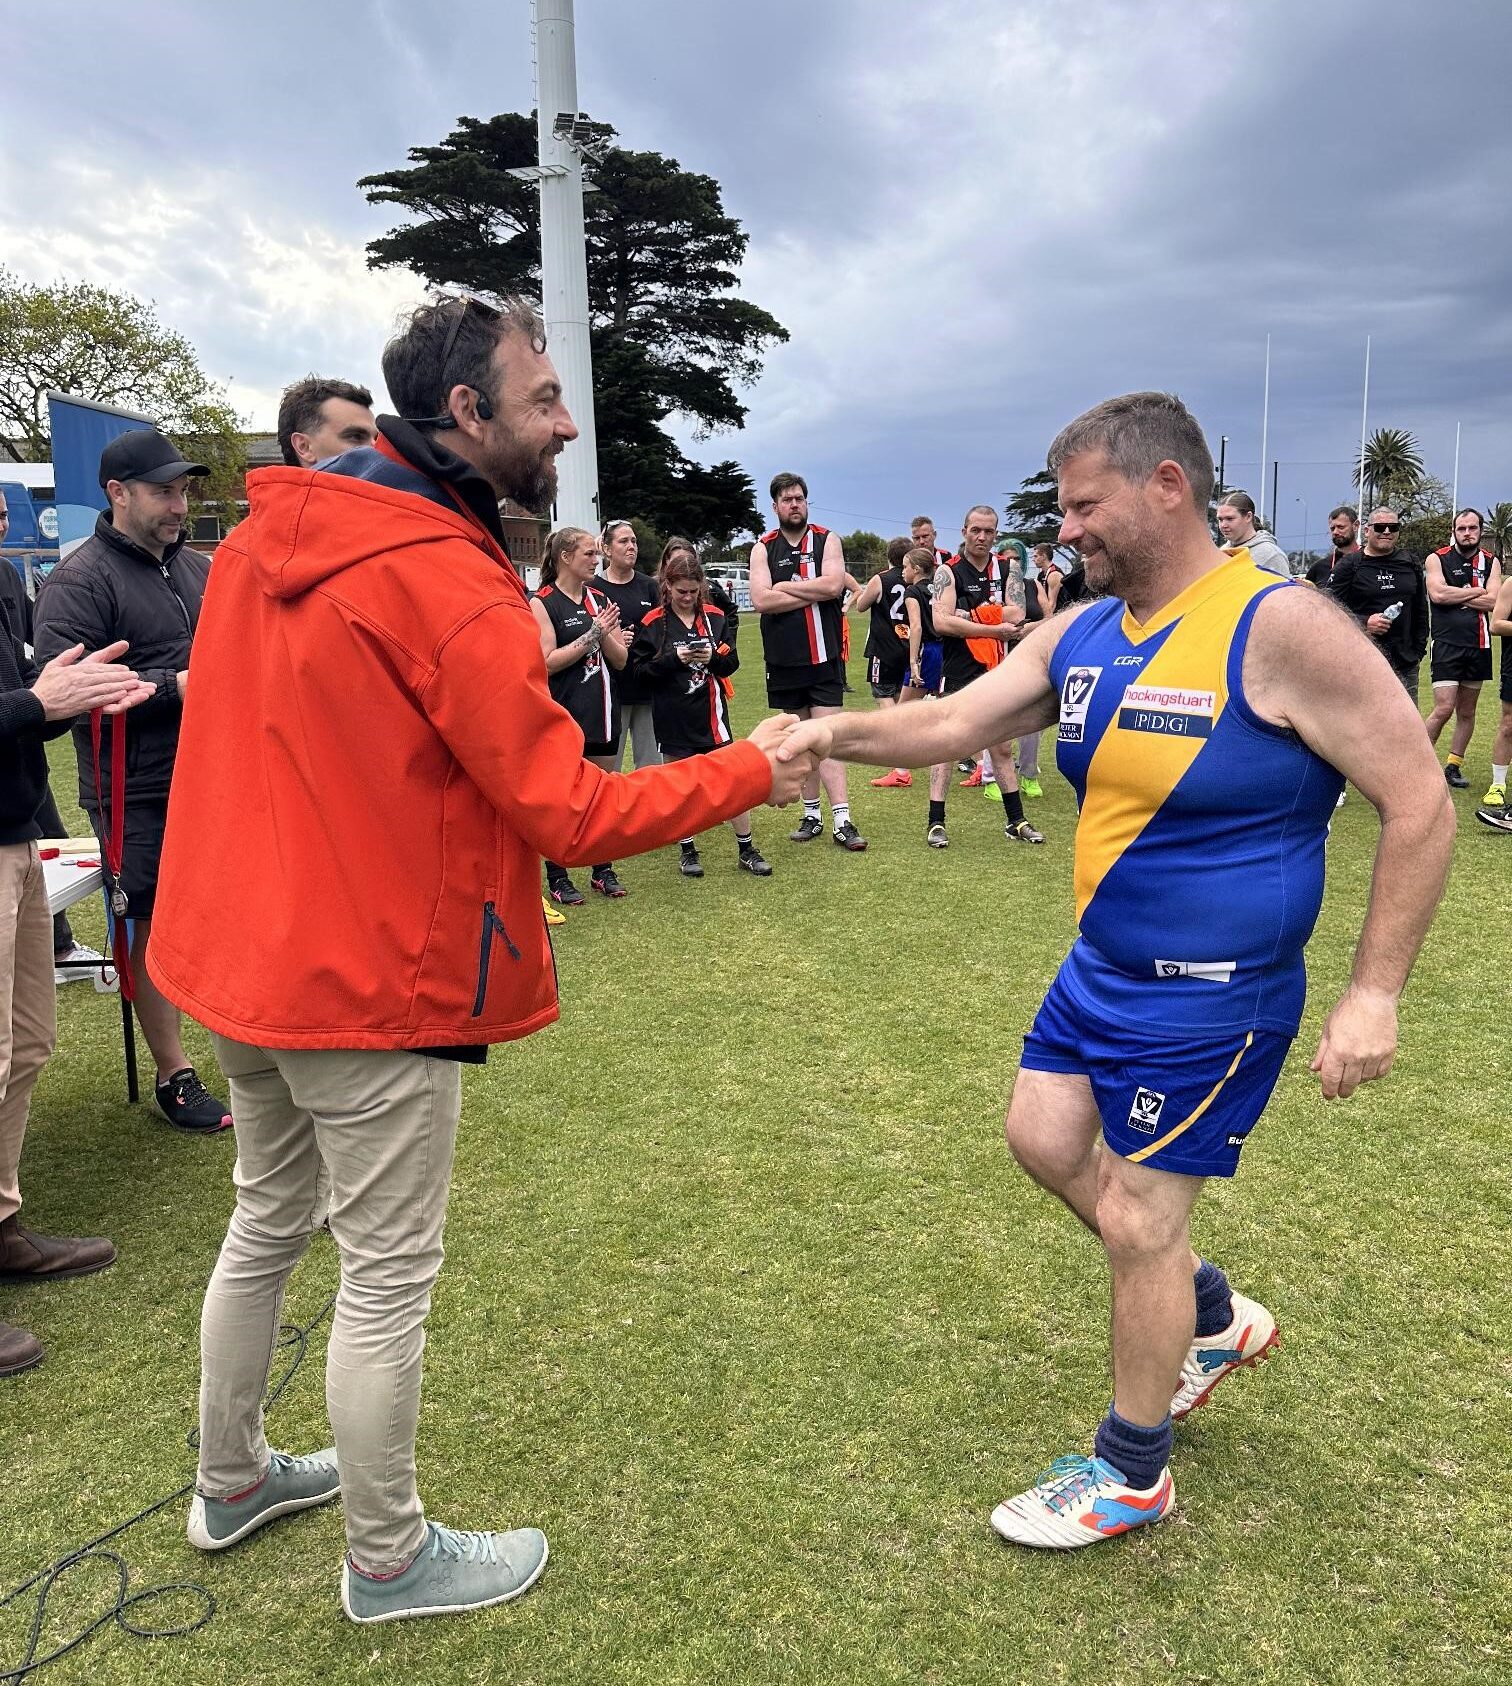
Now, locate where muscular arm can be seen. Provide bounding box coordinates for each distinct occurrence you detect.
[851,573,882,613]
[1426,554,1481,606]
[748,540,810,613]
[1470,558,1503,613]
[780,607,1089,770]
[1490,575,1512,639]
[931,568,1019,643]
[1243,587,1454,1097]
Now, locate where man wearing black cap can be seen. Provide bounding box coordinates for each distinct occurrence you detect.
[34,429,232,1134]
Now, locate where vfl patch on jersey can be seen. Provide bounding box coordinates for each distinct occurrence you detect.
[1128,1087,1166,1135]
[1153,959,1236,983]
[1058,665,1102,742]
[1117,683,1216,739]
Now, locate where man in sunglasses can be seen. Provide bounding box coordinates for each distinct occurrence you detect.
[1325,508,1429,699]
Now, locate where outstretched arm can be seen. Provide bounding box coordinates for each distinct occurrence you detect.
[777,607,1088,771]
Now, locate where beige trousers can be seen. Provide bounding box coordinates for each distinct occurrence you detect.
[197,1036,462,1572]
[0,843,58,1225]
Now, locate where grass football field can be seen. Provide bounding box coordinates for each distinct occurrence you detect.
[3,662,1509,1685]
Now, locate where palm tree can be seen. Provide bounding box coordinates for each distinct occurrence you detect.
[1485,502,1512,560]
[1354,428,1425,508]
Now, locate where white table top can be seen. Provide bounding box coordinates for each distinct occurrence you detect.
[43,852,105,917]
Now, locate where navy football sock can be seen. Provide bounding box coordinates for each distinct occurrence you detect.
[1193,1258,1234,1338]
[1093,1408,1172,1492]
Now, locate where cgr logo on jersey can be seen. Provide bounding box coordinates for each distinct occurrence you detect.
[1127,1087,1166,1135]
[1113,653,1144,667]
[1057,665,1102,742]
[1117,683,1216,739]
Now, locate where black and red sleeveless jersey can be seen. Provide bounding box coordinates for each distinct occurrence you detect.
[1431,545,1498,649]
[758,524,842,673]
[535,581,619,745]
[630,602,739,754]
[865,563,909,667]
[940,553,1004,687]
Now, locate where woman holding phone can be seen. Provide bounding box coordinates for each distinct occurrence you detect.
[630,551,772,880]
[531,526,629,903]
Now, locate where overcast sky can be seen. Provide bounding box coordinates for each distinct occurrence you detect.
[5,0,1509,547]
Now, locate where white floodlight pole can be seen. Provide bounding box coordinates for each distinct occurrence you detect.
[533,0,599,530]
[1356,336,1371,525]
[1451,420,1461,516]
[1258,334,1271,522]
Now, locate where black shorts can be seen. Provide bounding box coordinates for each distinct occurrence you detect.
[766,663,844,712]
[84,797,168,921]
[1430,645,1492,686]
[582,737,621,759]
[940,662,987,697]
[1503,646,1512,706]
[867,653,906,700]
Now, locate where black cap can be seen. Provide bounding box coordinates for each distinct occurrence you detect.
[98,429,209,490]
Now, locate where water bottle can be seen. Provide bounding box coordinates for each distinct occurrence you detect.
[1382,600,1403,623]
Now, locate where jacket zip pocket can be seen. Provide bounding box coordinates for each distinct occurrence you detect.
[471,900,521,1017]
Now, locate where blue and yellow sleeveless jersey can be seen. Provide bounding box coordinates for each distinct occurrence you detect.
[1048,555,1344,1037]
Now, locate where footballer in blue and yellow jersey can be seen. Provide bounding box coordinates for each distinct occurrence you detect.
[1023,553,1344,1175]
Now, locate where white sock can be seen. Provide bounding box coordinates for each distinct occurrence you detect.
[803,798,821,820]
[1494,763,1509,786]
[981,750,994,779]
[831,802,851,831]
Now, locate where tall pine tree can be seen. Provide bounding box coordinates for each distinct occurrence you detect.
[360,114,784,545]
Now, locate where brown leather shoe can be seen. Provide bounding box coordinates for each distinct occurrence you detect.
[0,1214,116,1283]
[0,1320,43,1376]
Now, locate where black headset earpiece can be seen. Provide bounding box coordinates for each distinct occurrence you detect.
[401,386,493,430]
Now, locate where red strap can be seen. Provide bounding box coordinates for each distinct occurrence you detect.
[89,708,134,1002]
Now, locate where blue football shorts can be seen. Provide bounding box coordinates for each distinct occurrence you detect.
[1019,964,1293,1177]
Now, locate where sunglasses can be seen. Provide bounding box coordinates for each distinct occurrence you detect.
[1369,522,1401,534]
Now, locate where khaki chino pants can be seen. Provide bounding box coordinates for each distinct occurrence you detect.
[197,1036,462,1573]
[0,843,58,1225]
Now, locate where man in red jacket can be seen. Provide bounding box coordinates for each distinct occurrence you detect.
[149,293,812,1625]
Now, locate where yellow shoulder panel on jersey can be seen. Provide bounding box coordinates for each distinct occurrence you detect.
[1073,558,1278,923]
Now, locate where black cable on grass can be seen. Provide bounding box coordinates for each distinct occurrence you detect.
[1,1292,337,1683]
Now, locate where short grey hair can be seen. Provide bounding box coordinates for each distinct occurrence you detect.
[1047,391,1214,516]
[963,503,998,525]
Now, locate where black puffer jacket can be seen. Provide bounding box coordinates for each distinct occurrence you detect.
[33,514,210,806]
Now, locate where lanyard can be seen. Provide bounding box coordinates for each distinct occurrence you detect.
[89,708,135,1002]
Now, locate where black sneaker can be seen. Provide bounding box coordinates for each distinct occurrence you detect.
[1005,819,1045,845]
[547,877,585,906]
[926,822,949,849]
[832,820,868,852]
[789,815,824,843]
[738,846,773,877]
[590,869,627,898]
[1445,763,1470,789]
[957,759,977,775]
[155,1067,233,1134]
[679,848,705,878]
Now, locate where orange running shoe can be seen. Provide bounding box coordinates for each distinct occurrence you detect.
[959,767,984,788]
[870,769,913,788]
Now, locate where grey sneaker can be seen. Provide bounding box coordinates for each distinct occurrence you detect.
[187,1447,340,1550]
[342,1520,549,1625]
